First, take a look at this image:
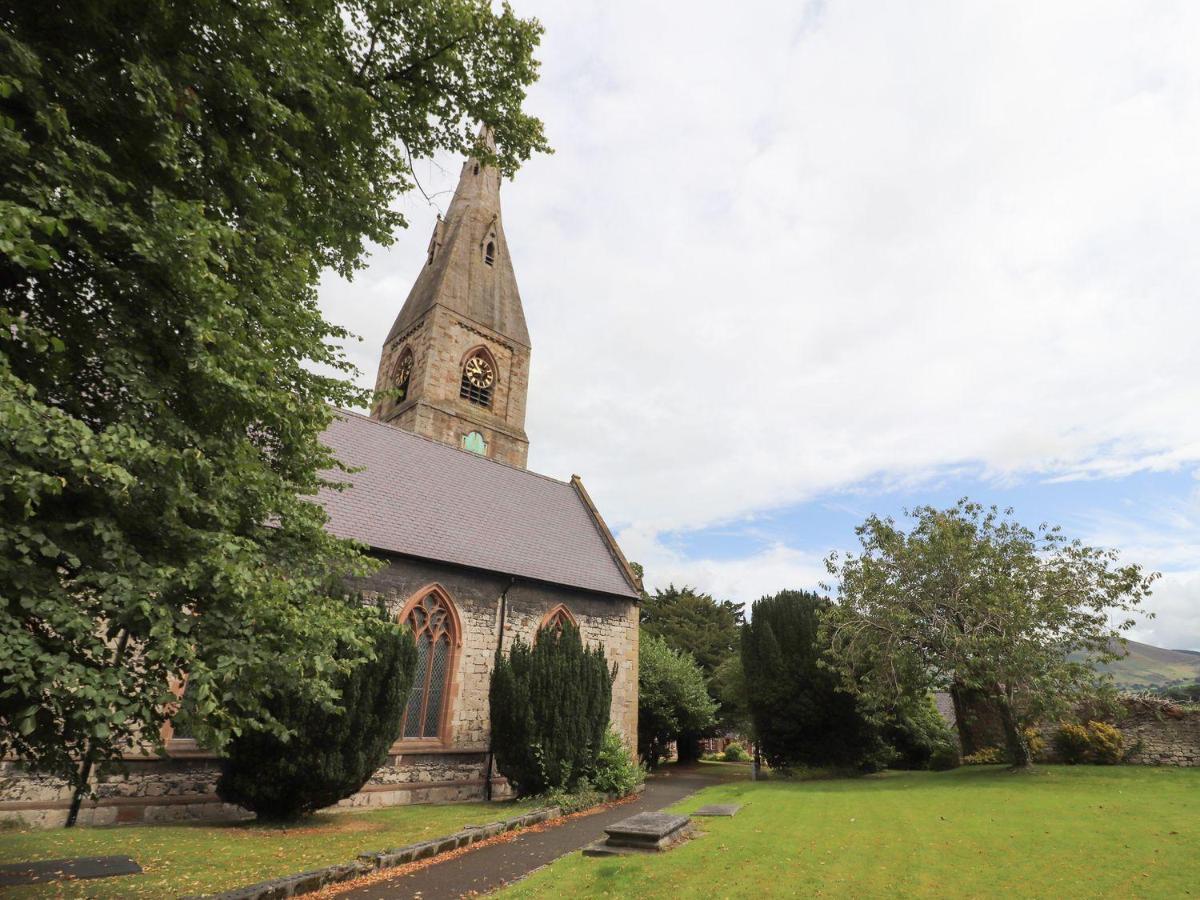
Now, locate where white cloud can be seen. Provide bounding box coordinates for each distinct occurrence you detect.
[318,1,1200,643]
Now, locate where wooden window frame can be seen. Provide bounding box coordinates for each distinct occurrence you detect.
[392,584,463,752]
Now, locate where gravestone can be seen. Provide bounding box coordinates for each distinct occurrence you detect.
[694,803,742,817]
[0,856,142,887]
[584,811,692,856]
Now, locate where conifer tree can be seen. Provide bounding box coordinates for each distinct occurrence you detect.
[216,610,417,820]
[741,590,887,771]
[489,622,612,795]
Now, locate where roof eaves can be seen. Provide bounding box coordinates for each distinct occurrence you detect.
[568,474,643,599]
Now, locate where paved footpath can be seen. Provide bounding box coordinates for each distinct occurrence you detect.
[336,765,727,900]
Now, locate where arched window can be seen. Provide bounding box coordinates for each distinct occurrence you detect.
[484,240,496,266]
[537,603,578,639]
[459,348,495,408]
[400,588,459,741]
[391,347,413,405]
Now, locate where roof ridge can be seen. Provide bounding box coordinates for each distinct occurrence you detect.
[331,407,572,489]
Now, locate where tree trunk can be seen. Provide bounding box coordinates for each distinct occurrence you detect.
[993,686,1032,769]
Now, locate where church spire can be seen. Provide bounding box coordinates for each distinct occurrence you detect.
[383,126,530,348]
[371,126,532,469]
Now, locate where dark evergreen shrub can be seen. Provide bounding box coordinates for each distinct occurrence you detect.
[489,622,612,795]
[216,609,416,820]
[741,590,888,772]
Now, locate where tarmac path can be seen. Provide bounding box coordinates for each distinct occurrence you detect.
[332,764,730,900]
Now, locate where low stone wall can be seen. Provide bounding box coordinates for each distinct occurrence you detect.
[0,750,510,830]
[1114,702,1200,766]
[1033,699,1200,766]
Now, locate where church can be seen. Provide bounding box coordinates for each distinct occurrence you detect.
[0,138,641,827]
[313,134,642,805]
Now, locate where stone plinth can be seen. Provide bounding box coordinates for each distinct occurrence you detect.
[584,811,692,857]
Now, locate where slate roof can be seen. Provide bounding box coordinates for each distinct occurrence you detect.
[317,410,640,600]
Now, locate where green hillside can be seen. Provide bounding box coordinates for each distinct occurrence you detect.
[1084,638,1200,690]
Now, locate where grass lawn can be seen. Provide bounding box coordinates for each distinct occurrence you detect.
[0,798,534,898]
[505,766,1199,899]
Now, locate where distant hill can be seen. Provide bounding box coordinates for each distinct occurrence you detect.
[1081,639,1200,690]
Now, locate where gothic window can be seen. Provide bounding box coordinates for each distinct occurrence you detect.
[401,590,458,741]
[460,349,495,407]
[392,347,413,405]
[484,240,495,266]
[537,604,578,639]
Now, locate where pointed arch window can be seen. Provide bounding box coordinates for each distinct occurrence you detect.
[538,604,578,639]
[484,240,496,266]
[391,347,414,406]
[460,348,495,408]
[400,589,460,741]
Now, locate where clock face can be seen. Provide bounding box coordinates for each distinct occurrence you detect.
[395,353,413,385]
[464,356,494,389]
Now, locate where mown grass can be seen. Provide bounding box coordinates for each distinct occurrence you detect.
[504,766,1199,899]
[0,798,534,898]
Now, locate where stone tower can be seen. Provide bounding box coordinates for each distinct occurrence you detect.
[371,129,531,468]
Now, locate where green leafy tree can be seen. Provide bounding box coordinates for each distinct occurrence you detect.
[216,610,417,820]
[710,652,753,737]
[638,581,742,759]
[823,500,1157,769]
[0,0,548,803]
[637,633,717,767]
[742,590,888,772]
[640,584,744,677]
[882,694,957,770]
[489,623,612,795]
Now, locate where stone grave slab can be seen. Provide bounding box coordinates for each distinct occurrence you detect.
[0,856,142,887]
[694,803,742,817]
[584,811,693,857]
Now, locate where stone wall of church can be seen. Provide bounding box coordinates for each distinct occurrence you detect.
[357,553,639,754]
[0,554,638,829]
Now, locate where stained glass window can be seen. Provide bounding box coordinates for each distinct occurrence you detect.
[402,591,456,740]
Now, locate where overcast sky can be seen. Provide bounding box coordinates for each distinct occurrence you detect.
[318,1,1200,650]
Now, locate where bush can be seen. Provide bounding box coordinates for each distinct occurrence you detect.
[962,747,1005,765]
[741,591,888,772]
[1086,721,1123,764]
[884,695,958,770]
[1022,726,1047,760]
[217,610,417,820]
[590,728,645,796]
[529,785,604,815]
[638,634,717,768]
[929,743,961,770]
[722,741,751,762]
[489,623,612,795]
[1053,723,1092,764]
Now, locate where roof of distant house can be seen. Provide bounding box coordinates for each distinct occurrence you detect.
[317,410,640,600]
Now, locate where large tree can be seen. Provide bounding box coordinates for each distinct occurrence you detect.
[823,500,1157,768]
[741,590,887,771]
[640,583,743,677]
[0,0,548,800]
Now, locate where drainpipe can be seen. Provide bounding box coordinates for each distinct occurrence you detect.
[485,576,516,801]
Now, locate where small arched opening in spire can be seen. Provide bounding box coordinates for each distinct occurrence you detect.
[473,162,480,176]
[484,240,496,267]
